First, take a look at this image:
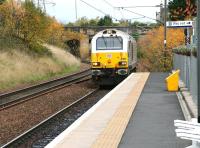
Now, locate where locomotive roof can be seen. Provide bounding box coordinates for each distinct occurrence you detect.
[93,29,131,39]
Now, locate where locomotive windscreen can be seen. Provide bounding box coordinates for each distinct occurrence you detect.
[96,37,123,50]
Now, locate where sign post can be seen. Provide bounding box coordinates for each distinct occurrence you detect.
[167,21,193,47]
[164,0,167,70]
[166,21,193,28]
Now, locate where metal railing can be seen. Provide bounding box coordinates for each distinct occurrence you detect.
[173,53,197,105]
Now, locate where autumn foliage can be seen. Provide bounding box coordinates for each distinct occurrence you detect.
[168,0,196,21]
[137,26,184,72]
[0,1,86,55]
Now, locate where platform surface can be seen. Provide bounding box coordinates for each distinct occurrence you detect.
[46,73,191,148]
[46,73,149,148]
[119,73,191,148]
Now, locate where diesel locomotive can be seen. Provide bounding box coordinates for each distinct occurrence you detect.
[91,29,137,85]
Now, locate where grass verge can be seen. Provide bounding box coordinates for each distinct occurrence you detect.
[0,43,81,90]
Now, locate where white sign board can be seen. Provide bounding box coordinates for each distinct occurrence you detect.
[167,21,193,28]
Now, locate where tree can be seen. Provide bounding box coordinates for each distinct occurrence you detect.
[75,17,89,26]
[168,0,196,20]
[97,15,113,26]
[0,0,86,55]
[20,1,49,43]
[137,26,184,72]
[0,0,5,5]
[132,32,140,41]
[131,21,147,27]
[89,17,99,26]
[118,19,129,26]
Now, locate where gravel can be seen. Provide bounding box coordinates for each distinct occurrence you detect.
[8,89,109,148]
[0,80,96,146]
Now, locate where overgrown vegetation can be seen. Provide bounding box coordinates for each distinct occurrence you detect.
[66,15,158,28]
[0,43,80,90]
[0,1,48,54]
[137,26,184,72]
[0,1,86,55]
[0,1,83,90]
[172,46,197,57]
[0,52,80,89]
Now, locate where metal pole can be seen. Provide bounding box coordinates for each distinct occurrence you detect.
[38,0,39,8]
[42,0,46,13]
[164,0,167,70]
[197,0,200,123]
[75,0,78,21]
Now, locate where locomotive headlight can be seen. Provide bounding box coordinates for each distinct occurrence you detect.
[119,61,127,66]
[92,62,100,66]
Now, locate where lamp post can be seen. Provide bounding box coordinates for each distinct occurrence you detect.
[75,0,78,21]
[42,0,46,13]
[164,0,167,70]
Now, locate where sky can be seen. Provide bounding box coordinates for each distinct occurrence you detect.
[45,0,164,23]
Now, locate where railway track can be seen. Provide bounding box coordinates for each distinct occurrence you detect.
[2,88,110,148]
[0,69,91,110]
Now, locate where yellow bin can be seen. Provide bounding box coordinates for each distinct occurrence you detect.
[165,70,180,91]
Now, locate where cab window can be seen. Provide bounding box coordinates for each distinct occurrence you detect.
[96,37,123,50]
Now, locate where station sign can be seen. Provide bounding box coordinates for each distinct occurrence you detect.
[167,21,193,28]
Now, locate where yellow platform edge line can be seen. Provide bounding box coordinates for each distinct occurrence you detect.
[91,73,150,148]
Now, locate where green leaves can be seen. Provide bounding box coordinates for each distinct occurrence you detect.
[0,0,5,5]
[21,1,49,43]
[97,15,113,26]
[0,1,61,54]
[172,45,197,57]
[168,0,197,21]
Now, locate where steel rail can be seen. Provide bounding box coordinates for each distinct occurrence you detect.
[0,77,91,110]
[0,69,91,109]
[1,88,99,148]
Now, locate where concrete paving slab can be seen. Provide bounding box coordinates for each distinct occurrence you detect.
[119,73,191,148]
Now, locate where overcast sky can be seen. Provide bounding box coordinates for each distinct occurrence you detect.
[45,0,164,23]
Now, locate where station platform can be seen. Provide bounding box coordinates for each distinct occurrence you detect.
[119,73,191,148]
[46,73,191,148]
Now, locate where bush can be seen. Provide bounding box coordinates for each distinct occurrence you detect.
[29,42,51,56]
[172,46,191,56]
[192,47,197,57]
[137,26,184,72]
[172,46,198,57]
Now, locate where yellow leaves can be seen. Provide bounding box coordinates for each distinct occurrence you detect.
[0,0,86,55]
[45,18,87,50]
[138,26,184,72]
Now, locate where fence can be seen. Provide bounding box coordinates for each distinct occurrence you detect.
[173,53,197,105]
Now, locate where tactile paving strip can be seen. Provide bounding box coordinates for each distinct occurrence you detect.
[92,73,149,148]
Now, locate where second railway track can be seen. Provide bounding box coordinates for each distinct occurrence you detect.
[0,69,91,109]
[2,88,110,148]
